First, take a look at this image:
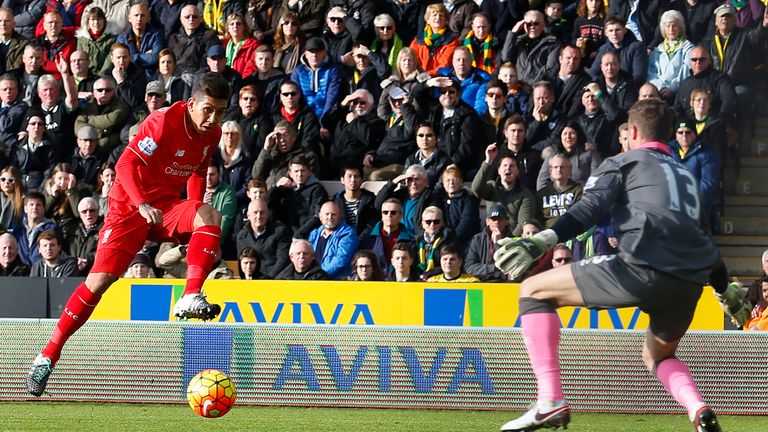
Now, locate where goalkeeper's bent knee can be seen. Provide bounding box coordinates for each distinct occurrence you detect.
[520,297,555,315]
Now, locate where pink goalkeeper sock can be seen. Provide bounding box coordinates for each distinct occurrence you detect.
[656,358,706,420]
[521,312,563,401]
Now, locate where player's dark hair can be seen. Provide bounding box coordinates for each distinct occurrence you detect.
[628,99,674,143]
[191,72,232,103]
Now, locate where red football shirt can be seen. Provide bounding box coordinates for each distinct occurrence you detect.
[110,101,221,208]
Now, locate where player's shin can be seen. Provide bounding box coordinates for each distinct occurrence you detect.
[183,225,222,295]
[42,283,102,366]
[519,297,563,401]
[654,358,706,421]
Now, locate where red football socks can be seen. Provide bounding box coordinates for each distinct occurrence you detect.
[42,283,102,366]
[183,225,221,295]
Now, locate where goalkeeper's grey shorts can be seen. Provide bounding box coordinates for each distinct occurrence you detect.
[571,254,702,342]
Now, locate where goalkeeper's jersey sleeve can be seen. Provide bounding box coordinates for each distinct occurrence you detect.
[552,143,720,285]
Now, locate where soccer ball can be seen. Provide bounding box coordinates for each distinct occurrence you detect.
[186,369,237,418]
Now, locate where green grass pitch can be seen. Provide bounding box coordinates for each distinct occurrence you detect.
[0,403,765,431]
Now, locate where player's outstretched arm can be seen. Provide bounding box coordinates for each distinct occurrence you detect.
[493,229,558,279]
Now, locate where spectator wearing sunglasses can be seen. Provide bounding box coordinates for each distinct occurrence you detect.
[359,197,413,272]
[415,205,454,274]
[74,77,130,150]
[500,10,561,87]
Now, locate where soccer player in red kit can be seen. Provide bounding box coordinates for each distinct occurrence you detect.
[26,73,232,397]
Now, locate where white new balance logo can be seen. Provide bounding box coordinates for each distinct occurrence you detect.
[175,150,185,157]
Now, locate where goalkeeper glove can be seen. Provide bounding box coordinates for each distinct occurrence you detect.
[493,229,558,279]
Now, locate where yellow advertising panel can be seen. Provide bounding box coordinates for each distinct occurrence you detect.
[89,279,724,330]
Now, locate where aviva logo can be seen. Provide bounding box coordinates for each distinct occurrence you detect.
[424,289,484,326]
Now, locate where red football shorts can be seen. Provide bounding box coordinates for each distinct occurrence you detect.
[90,198,204,276]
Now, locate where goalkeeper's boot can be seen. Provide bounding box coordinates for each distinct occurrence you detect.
[26,354,53,397]
[693,407,721,432]
[715,281,752,327]
[173,291,221,321]
[500,400,570,431]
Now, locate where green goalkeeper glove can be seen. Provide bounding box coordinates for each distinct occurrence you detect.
[493,229,559,279]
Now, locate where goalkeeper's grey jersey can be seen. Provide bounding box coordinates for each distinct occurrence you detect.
[562,144,720,284]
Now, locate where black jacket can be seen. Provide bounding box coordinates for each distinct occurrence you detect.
[707,25,768,86]
[576,111,619,158]
[370,102,418,167]
[494,144,543,196]
[375,181,440,238]
[235,219,292,278]
[674,67,738,126]
[403,148,452,189]
[223,108,271,162]
[0,257,30,276]
[326,110,386,178]
[546,69,592,119]
[433,188,481,245]
[168,25,220,73]
[0,100,28,148]
[267,178,328,239]
[424,101,483,178]
[607,0,667,49]
[70,147,108,187]
[333,189,377,237]
[667,0,717,46]
[276,261,329,280]
[595,71,637,125]
[65,219,103,275]
[270,107,322,156]
[346,50,392,103]
[465,227,511,282]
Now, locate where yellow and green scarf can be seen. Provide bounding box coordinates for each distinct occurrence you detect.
[423,25,446,47]
[463,30,495,73]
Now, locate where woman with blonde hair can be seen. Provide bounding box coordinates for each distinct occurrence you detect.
[377,47,430,119]
[223,12,260,78]
[0,166,24,229]
[273,11,304,74]
[217,120,252,203]
[409,4,458,76]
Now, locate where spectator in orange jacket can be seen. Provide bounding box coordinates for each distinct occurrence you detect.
[745,277,768,331]
[409,3,458,76]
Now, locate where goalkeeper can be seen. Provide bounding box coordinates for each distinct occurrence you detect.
[495,99,747,432]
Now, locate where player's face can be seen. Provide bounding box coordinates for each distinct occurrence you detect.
[355,257,374,280]
[0,236,17,266]
[240,257,258,276]
[341,169,362,192]
[440,253,461,277]
[391,250,412,274]
[188,96,228,134]
[39,238,61,261]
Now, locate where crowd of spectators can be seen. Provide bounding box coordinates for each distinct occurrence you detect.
[0,0,766,283]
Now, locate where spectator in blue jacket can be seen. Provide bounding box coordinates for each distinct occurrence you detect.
[667,119,721,231]
[588,16,648,86]
[308,200,358,280]
[647,10,694,101]
[12,191,60,265]
[436,46,491,114]
[117,2,166,79]
[290,37,343,137]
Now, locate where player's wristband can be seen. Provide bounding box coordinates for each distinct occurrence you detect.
[532,229,558,252]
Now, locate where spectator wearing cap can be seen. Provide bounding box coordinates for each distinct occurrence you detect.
[341,42,392,104]
[500,10,561,86]
[666,119,721,231]
[323,89,385,179]
[323,6,358,65]
[537,154,583,227]
[74,76,131,150]
[410,3,459,76]
[65,196,102,275]
[124,251,154,278]
[117,1,166,79]
[187,43,242,107]
[0,233,30,276]
[647,10,694,102]
[69,125,108,187]
[417,76,483,178]
[707,3,768,146]
[290,37,343,135]
[465,204,513,282]
[29,229,78,277]
[364,86,420,181]
[168,4,219,74]
[107,42,149,111]
[436,45,491,114]
[120,79,168,145]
